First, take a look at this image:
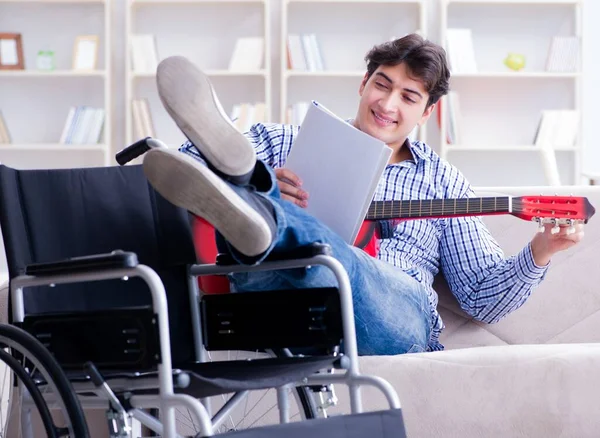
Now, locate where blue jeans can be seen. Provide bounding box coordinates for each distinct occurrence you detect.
[216,161,432,356]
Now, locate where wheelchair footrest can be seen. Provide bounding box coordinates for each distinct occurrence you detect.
[20,306,160,371]
[201,287,343,351]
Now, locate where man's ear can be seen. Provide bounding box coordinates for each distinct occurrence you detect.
[359,72,369,96]
[418,104,435,126]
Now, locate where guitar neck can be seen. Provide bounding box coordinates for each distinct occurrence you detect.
[366,196,512,220]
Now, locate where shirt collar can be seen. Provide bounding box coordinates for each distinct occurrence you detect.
[406,138,429,163]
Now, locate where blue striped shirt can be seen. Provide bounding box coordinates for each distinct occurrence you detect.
[180,122,549,351]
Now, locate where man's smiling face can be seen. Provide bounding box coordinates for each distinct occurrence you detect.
[354,62,434,149]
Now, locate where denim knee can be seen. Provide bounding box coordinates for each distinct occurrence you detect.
[352,266,431,356]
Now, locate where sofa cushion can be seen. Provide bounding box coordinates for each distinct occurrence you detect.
[349,344,600,438]
[437,186,600,349]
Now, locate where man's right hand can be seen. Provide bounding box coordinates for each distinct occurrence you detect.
[275,168,309,208]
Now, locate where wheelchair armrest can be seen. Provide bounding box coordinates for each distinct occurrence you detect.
[25,250,138,277]
[215,243,332,266]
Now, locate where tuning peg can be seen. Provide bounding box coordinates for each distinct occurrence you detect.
[550,218,560,235]
[565,219,576,235]
[534,218,545,233]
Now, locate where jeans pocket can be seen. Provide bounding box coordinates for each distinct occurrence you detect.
[407,343,426,354]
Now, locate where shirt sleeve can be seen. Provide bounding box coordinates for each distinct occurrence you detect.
[178,122,300,169]
[439,181,550,324]
[244,123,299,169]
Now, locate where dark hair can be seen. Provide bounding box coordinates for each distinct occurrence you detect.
[364,33,450,107]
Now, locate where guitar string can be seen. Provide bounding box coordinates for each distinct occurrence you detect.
[367,200,516,218]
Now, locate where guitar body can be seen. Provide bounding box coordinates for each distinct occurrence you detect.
[353,221,380,258]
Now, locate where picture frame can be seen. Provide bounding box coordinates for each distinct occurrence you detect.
[72,35,99,71]
[0,33,24,70]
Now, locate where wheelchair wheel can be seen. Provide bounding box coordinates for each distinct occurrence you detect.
[0,324,89,437]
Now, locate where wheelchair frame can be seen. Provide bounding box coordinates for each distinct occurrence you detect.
[9,248,401,437]
[0,136,405,437]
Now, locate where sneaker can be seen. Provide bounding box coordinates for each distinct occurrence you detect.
[143,148,273,257]
[156,55,256,183]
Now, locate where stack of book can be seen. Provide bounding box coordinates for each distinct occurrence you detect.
[229,102,267,133]
[444,91,462,145]
[59,106,105,145]
[533,109,580,186]
[286,34,325,72]
[534,110,579,148]
[132,98,155,139]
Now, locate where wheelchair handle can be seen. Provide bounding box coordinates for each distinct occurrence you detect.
[115,137,152,166]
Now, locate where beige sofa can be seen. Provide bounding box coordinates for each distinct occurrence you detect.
[348,185,600,437]
[1,185,599,437]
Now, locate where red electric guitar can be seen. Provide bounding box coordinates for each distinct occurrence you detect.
[193,194,595,293]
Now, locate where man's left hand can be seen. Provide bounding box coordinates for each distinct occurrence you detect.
[530,222,585,267]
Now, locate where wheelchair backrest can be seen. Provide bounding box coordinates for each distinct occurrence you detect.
[0,163,198,366]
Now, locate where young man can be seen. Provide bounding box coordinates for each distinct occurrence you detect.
[143,34,584,355]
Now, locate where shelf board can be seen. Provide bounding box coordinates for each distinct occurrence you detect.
[444,145,578,151]
[132,0,264,3]
[446,0,579,4]
[131,69,267,78]
[285,70,365,78]
[0,0,104,2]
[0,144,107,151]
[289,0,420,3]
[0,70,106,77]
[451,71,580,78]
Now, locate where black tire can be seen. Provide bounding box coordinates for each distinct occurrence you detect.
[0,324,89,437]
[0,348,58,437]
[294,385,317,420]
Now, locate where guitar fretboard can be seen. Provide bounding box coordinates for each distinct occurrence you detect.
[366,197,511,220]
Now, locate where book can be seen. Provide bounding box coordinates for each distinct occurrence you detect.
[546,36,580,73]
[228,37,264,72]
[284,101,392,244]
[446,28,477,74]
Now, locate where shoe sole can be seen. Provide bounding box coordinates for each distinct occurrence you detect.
[143,149,272,257]
[156,56,256,177]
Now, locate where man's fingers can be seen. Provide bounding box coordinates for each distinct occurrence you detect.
[275,168,308,207]
[280,192,308,208]
[279,180,308,199]
[279,181,309,207]
[275,168,303,187]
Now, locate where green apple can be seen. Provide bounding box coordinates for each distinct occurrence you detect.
[504,53,526,71]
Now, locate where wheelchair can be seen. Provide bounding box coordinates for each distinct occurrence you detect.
[0,136,406,437]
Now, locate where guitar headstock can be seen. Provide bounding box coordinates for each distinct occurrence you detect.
[513,195,595,234]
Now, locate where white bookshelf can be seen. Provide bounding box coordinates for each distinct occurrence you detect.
[280,0,427,142]
[125,0,272,153]
[0,0,112,169]
[439,0,583,186]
